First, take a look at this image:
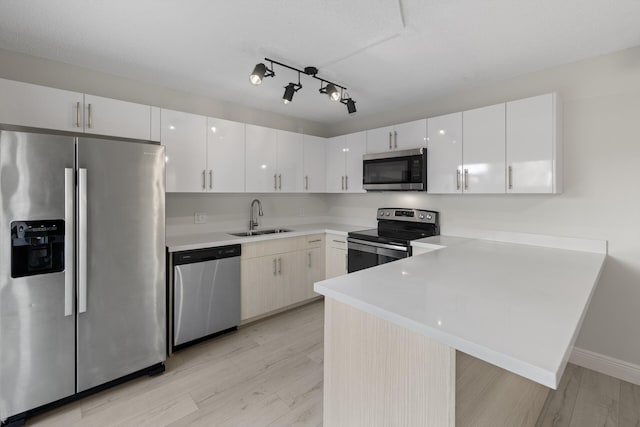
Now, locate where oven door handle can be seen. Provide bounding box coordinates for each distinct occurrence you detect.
[348,242,408,259]
[348,238,408,252]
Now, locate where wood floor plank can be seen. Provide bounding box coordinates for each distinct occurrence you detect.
[536,364,584,427]
[620,380,640,427]
[23,300,634,427]
[569,368,620,427]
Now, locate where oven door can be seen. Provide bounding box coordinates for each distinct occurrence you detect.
[363,148,426,191]
[347,238,409,273]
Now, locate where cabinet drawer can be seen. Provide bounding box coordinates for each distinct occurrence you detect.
[306,234,324,249]
[242,236,306,259]
[327,234,347,250]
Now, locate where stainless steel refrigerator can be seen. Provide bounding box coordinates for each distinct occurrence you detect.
[0,130,166,424]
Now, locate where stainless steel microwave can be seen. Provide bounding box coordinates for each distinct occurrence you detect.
[363,148,427,191]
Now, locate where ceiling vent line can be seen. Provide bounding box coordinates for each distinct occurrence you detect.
[249,57,357,116]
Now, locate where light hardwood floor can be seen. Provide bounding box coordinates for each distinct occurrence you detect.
[27,300,640,427]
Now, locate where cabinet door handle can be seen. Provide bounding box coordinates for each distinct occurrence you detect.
[273,258,277,276]
[308,252,312,268]
[345,175,348,191]
[305,175,309,191]
[508,165,513,190]
[202,170,206,190]
[75,101,81,127]
[333,239,346,244]
[388,132,392,150]
[274,174,277,190]
[394,130,398,149]
[464,168,469,191]
[278,174,282,190]
[209,170,213,189]
[341,175,345,191]
[87,103,92,129]
[308,239,321,243]
[278,257,282,274]
[456,169,461,190]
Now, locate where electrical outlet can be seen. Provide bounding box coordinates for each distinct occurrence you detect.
[194,212,207,224]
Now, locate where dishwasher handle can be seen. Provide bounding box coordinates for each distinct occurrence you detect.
[173,244,241,265]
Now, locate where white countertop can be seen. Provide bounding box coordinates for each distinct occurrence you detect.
[166,222,365,252]
[314,235,606,389]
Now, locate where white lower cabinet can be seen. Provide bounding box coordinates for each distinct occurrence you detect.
[326,234,348,279]
[240,235,324,321]
[306,235,326,298]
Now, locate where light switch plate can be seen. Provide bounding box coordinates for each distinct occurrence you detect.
[194,212,207,224]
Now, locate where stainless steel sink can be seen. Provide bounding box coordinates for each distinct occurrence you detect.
[228,228,292,237]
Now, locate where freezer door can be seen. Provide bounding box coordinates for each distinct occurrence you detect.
[76,138,165,392]
[0,131,76,421]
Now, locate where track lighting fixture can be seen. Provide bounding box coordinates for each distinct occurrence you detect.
[249,57,357,115]
[249,62,275,85]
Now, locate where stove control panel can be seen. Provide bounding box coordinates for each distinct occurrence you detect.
[377,208,438,224]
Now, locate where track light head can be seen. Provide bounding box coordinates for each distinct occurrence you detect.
[250,62,274,85]
[346,98,356,115]
[325,83,341,101]
[282,82,301,104]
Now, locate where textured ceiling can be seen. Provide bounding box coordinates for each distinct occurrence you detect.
[1,0,639,123]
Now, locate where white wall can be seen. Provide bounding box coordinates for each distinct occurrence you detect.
[327,46,640,367]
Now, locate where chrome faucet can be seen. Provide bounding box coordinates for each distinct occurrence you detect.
[249,199,263,230]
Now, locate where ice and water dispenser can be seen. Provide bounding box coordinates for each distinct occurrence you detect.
[11,220,65,278]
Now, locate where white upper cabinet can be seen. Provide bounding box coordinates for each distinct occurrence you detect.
[366,125,394,153]
[0,77,84,132]
[245,124,278,192]
[207,117,245,193]
[303,135,326,192]
[345,131,366,193]
[326,132,366,193]
[462,103,506,193]
[325,136,348,193]
[366,119,427,153]
[162,109,207,192]
[84,94,152,141]
[276,130,304,192]
[427,112,463,194]
[506,93,562,194]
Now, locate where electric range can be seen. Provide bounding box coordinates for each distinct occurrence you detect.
[347,208,440,273]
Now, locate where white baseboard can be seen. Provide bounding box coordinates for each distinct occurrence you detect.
[570,347,640,385]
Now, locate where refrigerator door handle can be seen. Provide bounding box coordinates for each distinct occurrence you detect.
[78,168,88,314]
[64,168,75,317]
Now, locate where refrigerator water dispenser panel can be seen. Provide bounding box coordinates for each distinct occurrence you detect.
[11,220,65,278]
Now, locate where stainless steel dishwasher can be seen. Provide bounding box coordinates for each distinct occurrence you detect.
[172,244,241,351]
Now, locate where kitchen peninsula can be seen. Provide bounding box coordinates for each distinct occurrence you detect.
[314,234,606,427]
